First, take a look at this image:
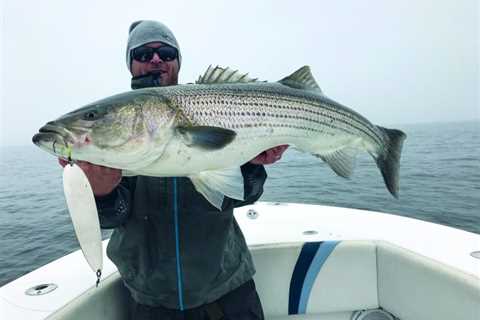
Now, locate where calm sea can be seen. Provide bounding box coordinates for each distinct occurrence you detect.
[0,121,479,286]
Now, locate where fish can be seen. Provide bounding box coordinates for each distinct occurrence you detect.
[33,65,407,209]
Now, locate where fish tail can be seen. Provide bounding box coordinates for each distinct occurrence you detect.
[375,127,407,198]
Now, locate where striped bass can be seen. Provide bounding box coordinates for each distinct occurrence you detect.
[33,66,406,208]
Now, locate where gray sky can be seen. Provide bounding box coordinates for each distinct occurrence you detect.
[1,0,478,146]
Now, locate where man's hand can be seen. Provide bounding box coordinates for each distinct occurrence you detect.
[58,159,122,196]
[250,145,289,165]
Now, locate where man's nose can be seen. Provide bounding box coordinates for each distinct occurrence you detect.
[150,53,163,63]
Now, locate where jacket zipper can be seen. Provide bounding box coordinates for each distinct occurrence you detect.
[172,177,185,310]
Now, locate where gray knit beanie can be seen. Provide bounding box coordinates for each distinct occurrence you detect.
[126,20,181,71]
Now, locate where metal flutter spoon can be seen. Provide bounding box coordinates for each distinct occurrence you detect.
[62,154,103,287]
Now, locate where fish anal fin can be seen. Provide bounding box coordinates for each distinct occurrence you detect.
[317,147,358,178]
[278,66,323,93]
[190,167,245,210]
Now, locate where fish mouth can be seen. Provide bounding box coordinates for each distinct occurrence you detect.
[32,123,75,157]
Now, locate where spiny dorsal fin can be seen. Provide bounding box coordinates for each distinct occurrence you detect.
[196,65,260,84]
[278,66,322,93]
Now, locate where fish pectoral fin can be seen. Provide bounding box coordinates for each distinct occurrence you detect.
[177,126,236,150]
[316,147,358,178]
[196,65,261,84]
[122,170,138,176]
[190,167,245,210]
[278,66,323,93]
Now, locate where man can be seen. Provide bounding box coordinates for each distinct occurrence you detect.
[61,20,288,319]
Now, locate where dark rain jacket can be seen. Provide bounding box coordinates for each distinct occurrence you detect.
[95,163,266,309]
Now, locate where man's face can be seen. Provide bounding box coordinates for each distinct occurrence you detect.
[130,42,179,86]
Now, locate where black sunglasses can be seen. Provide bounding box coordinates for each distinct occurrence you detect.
[131,45,178,63]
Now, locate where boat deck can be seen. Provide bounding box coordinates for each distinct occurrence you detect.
[1,203,479,319]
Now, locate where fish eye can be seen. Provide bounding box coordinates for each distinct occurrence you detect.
[83,110,99,121]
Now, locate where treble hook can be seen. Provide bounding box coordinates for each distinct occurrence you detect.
[96,269,102,287]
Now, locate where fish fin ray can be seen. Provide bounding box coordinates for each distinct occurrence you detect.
[122,170,138,176]
[177,126,236,150]
[375,127,407,198]
[190,167,245,209]
[278,66,323,93]
[316,147,358,178]
[196,66,260,84]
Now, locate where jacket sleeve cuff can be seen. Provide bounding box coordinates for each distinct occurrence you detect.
[242,162,267,200]
[222,163,267,210]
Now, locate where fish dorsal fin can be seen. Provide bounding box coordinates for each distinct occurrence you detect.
[278,66,322,93]
[196,65,259,84]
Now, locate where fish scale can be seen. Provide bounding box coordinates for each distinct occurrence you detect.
[180,94,320,140]
[170,83,383,149]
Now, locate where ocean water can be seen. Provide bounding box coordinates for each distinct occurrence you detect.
[0,121,479,286]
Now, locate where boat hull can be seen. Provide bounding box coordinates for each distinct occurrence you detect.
[1,203,479,319]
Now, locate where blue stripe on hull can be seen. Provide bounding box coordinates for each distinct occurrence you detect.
[289,242,321,314]
[289,241,340,314]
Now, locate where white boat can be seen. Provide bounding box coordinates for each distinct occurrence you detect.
[1,202,479,320]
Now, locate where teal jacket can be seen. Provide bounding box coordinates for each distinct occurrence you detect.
[96,163,266,309]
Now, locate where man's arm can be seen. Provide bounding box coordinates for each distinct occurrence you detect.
[222,145,289,210]
[94,178,135,229]
[59,144,288,220]
[221,162,267,210]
